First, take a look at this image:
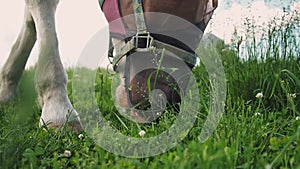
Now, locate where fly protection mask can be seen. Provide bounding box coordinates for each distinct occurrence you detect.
[99,0,218,123]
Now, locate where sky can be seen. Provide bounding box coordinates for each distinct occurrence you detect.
[0,0,300,68]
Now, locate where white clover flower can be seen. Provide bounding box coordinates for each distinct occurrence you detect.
[139,130,146,137]
[63,150,71,157]
[296,116,300,121]
[255,112,261,116]
[265,164,272,169]
[256,92,263,99]
[288,93,297,99]
[78,134,84,139]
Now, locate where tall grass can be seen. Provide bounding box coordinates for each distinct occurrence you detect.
[221,10,300,112]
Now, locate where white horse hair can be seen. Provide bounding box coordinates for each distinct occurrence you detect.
[0,0,82,132]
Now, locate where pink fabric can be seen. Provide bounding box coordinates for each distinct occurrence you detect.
[102,0,218,36]
[102,0,126,36]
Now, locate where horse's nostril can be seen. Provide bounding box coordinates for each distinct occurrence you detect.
[149,89,167,110]
[128,68,182,110]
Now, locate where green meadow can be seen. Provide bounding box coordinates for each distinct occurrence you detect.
[0,12,299,168]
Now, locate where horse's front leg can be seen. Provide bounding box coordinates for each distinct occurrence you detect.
[0,7,36,104]
[26,0,82,132]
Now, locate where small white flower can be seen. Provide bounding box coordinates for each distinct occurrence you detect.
[255,112,261,116]
[139,130,146,137]
[63,150,71,157]
[288,93,297,99]
[296,116,300,121]
[78,134,84,139]
[256,92,263,99]
[265,164,272,169]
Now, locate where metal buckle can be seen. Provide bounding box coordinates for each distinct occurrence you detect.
[133,32,154,50]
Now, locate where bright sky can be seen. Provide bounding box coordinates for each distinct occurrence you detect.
[0,0,299,68]
[0,0,107,68]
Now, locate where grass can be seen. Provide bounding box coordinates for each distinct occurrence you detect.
[1,13,300,169]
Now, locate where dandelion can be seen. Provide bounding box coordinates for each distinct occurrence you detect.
[78,134,84,139]
[139,130,146,137]
[296,116,300,121]
[256,92,263,99]
[255,112,261,116]
[63,150,71,157]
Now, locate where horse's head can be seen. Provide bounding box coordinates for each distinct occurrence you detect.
[103,0,218,123]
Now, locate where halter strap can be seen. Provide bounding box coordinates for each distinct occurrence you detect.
[124,0,147,110]
[98,0,105,8]
[132,0,147,34]
[109,0,154,71]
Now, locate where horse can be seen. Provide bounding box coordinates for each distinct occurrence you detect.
[0,0,217,132]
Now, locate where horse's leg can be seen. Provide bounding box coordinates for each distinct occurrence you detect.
[26,0,82,132]
[0,7,36,104]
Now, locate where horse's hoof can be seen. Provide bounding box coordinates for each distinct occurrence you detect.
[67,120,83,134]
[42,119,83,134]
